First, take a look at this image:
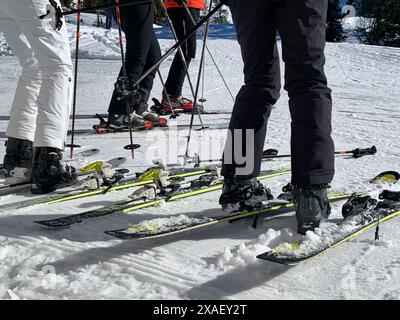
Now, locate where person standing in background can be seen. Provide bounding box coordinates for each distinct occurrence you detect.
[106,8,114,29]
[159,0,205,113]
[107,0,164,129]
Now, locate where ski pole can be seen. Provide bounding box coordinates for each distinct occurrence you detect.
[133,1,224,88]
[187,149,279,167]
[156,1,191,119]
[181,2,235,102]
[65,0,83,159]
[159,0,204,123]
[184,0,213,161]
[260,146,378,160]
[114,0,140,158]
[156,70,178,118]
[189,145,377,166]
[60,0,152,16]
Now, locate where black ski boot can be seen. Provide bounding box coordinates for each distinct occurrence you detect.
[219,177,273,210]
[31,147,77,194]
[3,137,33,184]
[293,184,331,235]
[135,88,167,125]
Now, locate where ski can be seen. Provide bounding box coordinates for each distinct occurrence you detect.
[0,148,100,176]
[0,156,126,196]
[104,193,356,240]
[67,122,227,136]
[104,171,398,240]
[257,191,400,265]
[35,167,290,228]
[150,98,231,116]
[0,166,213,212]
[0,114,109,121]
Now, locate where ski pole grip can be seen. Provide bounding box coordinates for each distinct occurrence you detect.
[352,145,377,158]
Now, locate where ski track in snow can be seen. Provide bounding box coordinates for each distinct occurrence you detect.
[0,22,400,299]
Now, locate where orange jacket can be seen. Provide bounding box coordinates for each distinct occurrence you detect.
[164,0,205,10]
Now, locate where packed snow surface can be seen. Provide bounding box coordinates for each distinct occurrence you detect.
[0,20,399,300]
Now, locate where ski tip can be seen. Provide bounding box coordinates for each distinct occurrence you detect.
[105,230,127,239]
[256,252,269,260]
[370,171,400,185]
[34,220,68,228]
[256,252,300,266]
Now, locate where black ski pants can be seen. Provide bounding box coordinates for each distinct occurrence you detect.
[108,0,161,115]
[163,7,200,98]
[222,0,335,186]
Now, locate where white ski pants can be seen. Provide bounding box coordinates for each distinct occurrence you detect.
[0,0,73,149]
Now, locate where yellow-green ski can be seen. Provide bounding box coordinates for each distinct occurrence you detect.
[35,167,290,228]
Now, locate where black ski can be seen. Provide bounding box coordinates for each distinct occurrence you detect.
[257,191,400,265]
[104,193,354,240]
[35,167,290,228]
[0,166,212,212]
[103,171,399,240]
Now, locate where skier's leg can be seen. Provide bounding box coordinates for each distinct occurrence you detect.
[184,8,199,59]
[163,8,198,98]
[276,0,335,186]
[108,67,128,116]
[5,0,73,150]
[121,2,154,84]
[0,16,41,143]
[0,13,39,183]
[108,2,155,117]
[276,0,334,233]
[135,31,162,123]
[140,31,162,92]
[222,0,281,179]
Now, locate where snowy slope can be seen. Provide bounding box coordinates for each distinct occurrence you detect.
[0,22,399,300]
